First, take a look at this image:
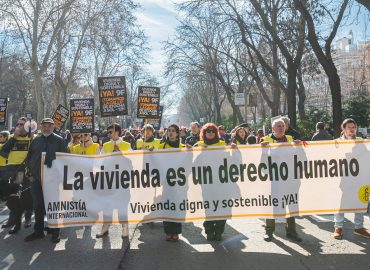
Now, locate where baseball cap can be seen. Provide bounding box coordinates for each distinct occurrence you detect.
[41,118,55,124]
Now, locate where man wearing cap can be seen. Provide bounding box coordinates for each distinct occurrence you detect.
[24,118,68,243]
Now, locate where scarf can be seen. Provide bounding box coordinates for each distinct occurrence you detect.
[271,133,288,143]
[204,137,219,146]
[163,139,180,148]
[44,134,55,168]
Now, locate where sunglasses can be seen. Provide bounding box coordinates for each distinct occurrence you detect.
[16,123,24,127]
[206,129,215,134]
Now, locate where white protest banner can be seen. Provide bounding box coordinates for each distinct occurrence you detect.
[42,140,370,228]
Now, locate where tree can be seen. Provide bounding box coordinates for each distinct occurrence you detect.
[164,9,248,125]
[293,0,350,136]
[342,90,370,127]
[1,0,77,121]
[356,0,370,12]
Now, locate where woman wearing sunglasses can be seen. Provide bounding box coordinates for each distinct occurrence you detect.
[194,123,226,241]
[160,124,185,242]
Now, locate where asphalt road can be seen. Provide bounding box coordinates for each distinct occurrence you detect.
[1,204,369,270]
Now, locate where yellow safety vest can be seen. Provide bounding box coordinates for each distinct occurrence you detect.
[0,143,7,167]
[103,140,131,153]
[7,135,34,165]
[160,142,185,149]
[68,142,79,153]
[72,143,100,155]
[195,140,226,147]
[136,138,161,150]
[261,134,293,143]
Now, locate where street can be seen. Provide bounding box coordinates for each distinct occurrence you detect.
[1,203,369,270]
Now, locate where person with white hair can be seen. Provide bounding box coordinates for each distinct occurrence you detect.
[260,118,302,242]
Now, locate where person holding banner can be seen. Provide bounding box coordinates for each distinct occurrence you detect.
[333,118,370,240]
[160,124,185,241]
[194,123,226,241]
[96,123,131,239]
[101,124,131,154]
[136,124,161,151]
[260,118,302,242]
[24,118,68,243]
[0,118,34,234]
[71,133,100,155]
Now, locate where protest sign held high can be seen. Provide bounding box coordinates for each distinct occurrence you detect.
[137,86,160,119]
[144,105,163,129]
[98,76,128,117]
[70,99,94,133]
[52,104,69,133]
[42,140,370,228]
[0,98,8,125]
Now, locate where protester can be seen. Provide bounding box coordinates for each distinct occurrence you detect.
[333,118,370,239]
[68,133,81,153]
[91,133,100,145]
[122,130,136,150]
[218,125,231,145]
[136,124,161,150]
[0,131,10,201]
[311,122,333,141]
[256,129,264,143]
[260,118,302,242]
[101,131,110,145]
[238,123,250,137]
[96,123,131,239]
[281,117,300,140]
[185,121,201,147]
[71,133,100,155]
[0,117,34,234]
[0,130,9,165]
[160,124,184,241]
[179,126,188,144]
[194,123,226,241]
[24,118,68,243]
[231,126,247,145]
[247,135,257,145]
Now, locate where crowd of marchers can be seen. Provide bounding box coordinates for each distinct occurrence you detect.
[0,116,369,244]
